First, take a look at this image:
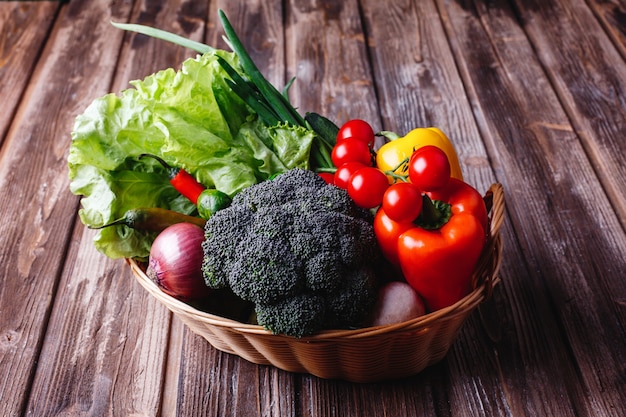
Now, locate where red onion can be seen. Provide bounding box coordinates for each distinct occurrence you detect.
[146,222,211,301]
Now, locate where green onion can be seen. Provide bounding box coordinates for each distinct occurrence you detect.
[110,21,214,54]
[216,56,281,125]
[218,9,306,127]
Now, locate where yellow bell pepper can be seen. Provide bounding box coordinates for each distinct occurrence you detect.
[375,127,463,180]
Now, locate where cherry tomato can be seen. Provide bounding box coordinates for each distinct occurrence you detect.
[337,119,376,148]
[348,167,389,209]
[331,138,372,167]
[334,162,365,189]
[318,172,335,185]
[408,145,451,192]
[382,182,423,223]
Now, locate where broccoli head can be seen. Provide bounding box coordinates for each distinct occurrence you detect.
[201,168,381,337]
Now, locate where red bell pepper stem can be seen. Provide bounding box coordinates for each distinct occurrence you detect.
[139,153,206,205]
[415,194,451,230]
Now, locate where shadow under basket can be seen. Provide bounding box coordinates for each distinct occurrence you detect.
[128,183,505,383]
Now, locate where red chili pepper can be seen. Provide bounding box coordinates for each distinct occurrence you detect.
[139,154,206,205]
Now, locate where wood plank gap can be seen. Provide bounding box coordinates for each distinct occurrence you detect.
[584,0,626,61]
[354,0,385,131]
[161,315,185,416]
[0,0,137,414]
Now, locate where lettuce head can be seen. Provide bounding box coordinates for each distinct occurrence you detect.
[68,50,314,259]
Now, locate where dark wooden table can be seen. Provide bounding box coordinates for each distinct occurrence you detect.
[1,0,625,415]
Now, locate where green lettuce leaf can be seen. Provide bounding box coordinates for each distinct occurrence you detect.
[69,50,314,260]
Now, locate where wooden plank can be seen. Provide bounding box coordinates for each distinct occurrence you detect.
[438,0,626,415]
[173,333,297,416]
[26,231,170,416]
[587,0,626,60]
[163,2,299,415]
[360,0,494,190]
[160,316,185,415]
[0,1,59,141]
[22,0,209,415]
[297,365,448,416]
[111,0,208,92]
[516,0,626,229]
[285,0,380,127]
[0,1,133,415]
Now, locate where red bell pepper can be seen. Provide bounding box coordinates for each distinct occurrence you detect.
[373,208,413,267]
[374,178,488,311]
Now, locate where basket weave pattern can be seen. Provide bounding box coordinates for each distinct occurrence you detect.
[129,183,504,382]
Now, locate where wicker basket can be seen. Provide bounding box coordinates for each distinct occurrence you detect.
[128,183,504,383]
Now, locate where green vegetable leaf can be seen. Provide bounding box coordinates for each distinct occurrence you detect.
[69,50,315,259]
[111,21,214,54]
[218,9,306,127]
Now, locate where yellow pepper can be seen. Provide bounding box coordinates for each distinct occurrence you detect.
[375,127,463,181]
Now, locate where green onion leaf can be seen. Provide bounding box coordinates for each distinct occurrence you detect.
[111,21,214,54]
[218,9,305,127]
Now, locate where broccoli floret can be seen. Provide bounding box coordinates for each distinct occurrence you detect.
[256,294,326,338]
[232,166,323,210]
[314,183,368,217]
[325,266,379,328]
[202,204,254,288]
[304,250,343,293]
[229,235,303,304]
[201,168,381,337]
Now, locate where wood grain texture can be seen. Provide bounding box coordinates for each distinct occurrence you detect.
[514,0,626,229]
[298,365,448,416]
[586,0,626,62]
[22,0,210,415]
[0,1,133,415]
[0,2,59,141]
[112,0,209,92]
[439,0,626,415]
[172,333,297,417]
[286,0,379,127]
[26,232,170,416]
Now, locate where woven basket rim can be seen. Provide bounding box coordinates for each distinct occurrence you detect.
[129,182,505,341]
[129,257,500,339]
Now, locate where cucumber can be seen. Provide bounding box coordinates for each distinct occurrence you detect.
[305,112,340,147]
